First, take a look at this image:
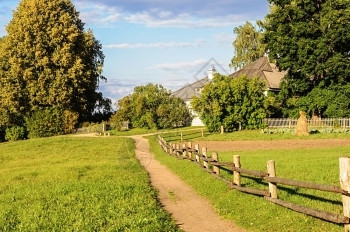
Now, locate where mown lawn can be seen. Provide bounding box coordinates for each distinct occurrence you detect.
[148,134,350,232]
[161,129,350,142]
[110,126,203,137]
[0,136,181,231]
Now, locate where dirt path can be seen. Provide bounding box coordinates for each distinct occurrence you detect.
[131,135,246,232]
[196,138,350,152]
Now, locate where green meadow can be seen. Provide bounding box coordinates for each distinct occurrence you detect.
[0,136,180,231]
[149,134,350,232]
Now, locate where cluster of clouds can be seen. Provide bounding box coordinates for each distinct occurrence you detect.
[74,0,267,28]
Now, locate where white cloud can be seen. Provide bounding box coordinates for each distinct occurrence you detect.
[148,59,208,73]
[104,40,206,49]
[74,1,247,28]
[213,33,235,47]
[125,10,247,28]
[75,2,121,26]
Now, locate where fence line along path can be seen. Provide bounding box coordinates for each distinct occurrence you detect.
[131,135,246,232]
[158,135,350,230]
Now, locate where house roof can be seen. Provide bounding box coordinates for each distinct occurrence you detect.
[172,77,210,101]
[229,57,286,90]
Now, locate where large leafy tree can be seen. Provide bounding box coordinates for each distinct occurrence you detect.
[264,0,350,117]
[111,84,192,130]
[0,0,105,125]
[230,21,266,70]
[192,74,269,132]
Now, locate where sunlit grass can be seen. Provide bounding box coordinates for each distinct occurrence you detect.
[148,135,349,232]
[161,129,350,142]
[0,137,180,231]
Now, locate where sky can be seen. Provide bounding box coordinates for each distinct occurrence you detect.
[0,0,270,104]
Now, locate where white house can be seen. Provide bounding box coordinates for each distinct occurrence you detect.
[172,57,286,126]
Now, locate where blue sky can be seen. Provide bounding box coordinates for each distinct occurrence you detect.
[0,0,269,104]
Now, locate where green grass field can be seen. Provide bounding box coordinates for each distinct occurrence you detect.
[0,136,181,231]
[161,128,350,142]
[148,134,350,232]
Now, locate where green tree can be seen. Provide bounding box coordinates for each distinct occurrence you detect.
[230,21,266,70]
[110,84,192,130]
[192,74,268,132]
[264,0,350,117]
[0,0,105,125]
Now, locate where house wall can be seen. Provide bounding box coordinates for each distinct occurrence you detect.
[186,100,205,126]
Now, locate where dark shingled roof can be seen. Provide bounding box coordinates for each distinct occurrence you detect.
[172,77,210,101]
[229,57,286,90]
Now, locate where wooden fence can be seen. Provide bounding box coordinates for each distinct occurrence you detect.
[265,118,350,129]
[157,135,350,230]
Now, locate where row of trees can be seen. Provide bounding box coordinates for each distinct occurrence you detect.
[229,0,350,119]
[0,0,111,141]
[192,74,272,132]
[110,84,192,130]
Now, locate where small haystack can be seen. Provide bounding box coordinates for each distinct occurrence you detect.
[295,111,309,136]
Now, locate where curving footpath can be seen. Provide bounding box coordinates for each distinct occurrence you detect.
[131,135,246,232]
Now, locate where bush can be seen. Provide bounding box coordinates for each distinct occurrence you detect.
[26,107,64,139]
[5,126,26,141]
[62,110,79,134]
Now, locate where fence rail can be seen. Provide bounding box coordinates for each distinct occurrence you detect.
[157,135,350,228]
[264,118,350,129]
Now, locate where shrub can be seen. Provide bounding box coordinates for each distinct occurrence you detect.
[5,126,26,141]
[26,107,63,139]
[62,110,79,134]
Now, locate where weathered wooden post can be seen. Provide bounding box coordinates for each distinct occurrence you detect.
[202,147,208,169]
[201,128,204,137]
[339,157,350,231]
[187,142,192,159]
[233,155,241,186]
[195,144,200,163]
[267,160,278,199]
[164,140,168,153]
[169,143,173,154]
[182,143,187,158]
[176,144,180,157]
[220,126,224,134]
[172,144,176,155]
[180,132,183,141]
[212,152,220,175]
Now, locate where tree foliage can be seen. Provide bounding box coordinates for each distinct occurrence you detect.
[192,74,269,132]
[111,84,192,130]
[230,21,266,70]
[0,0,106,127]
[264,0,350,117]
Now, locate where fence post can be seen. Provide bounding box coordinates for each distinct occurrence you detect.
[180,132,183,141]
[202,147,208,169]
[212,152,220,175]
[187,142,192,159]
[169,143,173,154]
[164,140,168,153]
[339,157,350,231]
[267,160,278,199]
[195,144,200,163]
[233,155,241,186]
[182,143,187,158]
[221,126,224,134]
[201,128,204,137]
[173,143,176,155]
[176,144,180,157]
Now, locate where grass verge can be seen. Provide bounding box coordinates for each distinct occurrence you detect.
[0,136,181,231]
[161,129,350,142]
[148,134,348,232]
[110,126,203,137]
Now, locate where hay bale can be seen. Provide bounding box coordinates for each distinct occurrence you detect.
[295,111,309,136]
